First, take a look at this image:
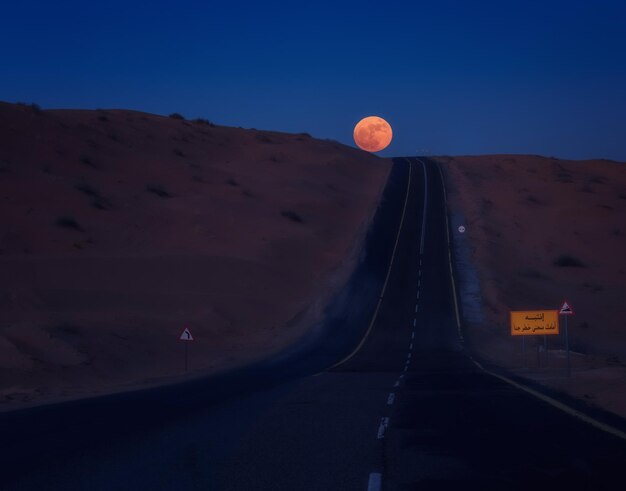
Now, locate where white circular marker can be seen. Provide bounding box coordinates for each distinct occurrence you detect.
[458,225,466,233]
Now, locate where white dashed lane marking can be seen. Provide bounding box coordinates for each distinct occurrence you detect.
[387,393,395,405]
[368,472,382,491]
[377,417,390,439]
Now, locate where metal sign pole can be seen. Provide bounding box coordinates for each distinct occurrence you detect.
[565,315,570,377]
[522,337,526,367]
[185,342,189,372]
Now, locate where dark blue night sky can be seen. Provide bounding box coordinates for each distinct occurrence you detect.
[2,0,625,160]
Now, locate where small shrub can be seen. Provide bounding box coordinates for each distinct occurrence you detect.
[169,113,185,120]
[75,183,111,209]
[30,103,42,114]
[173,148,185,157]
[257,133,274,144]
[518,268,547,280]
[588,175,605,184]
[618,192,626,200]
[80,155,96,168]
[146,184,171,198]
[556,172,573,183]
[191,175,204,183]
[193,118,215,127]
[226,178,239,187]
[281,210,303,223]
[553,255,585,267]
[75,183,98,197]
[56,216,84,232]
[92,197,112,210]
[580,183,594,193]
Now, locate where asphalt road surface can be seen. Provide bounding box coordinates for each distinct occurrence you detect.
[2,158,626,490]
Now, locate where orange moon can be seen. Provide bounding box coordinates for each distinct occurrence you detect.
[353,116,393,152]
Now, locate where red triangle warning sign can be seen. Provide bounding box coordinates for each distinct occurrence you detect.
[559,301,574,315]
[179,328,194,341]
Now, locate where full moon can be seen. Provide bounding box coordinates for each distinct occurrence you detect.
[353,116,393,152]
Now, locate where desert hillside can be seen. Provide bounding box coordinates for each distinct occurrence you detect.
[0,102,391,409]
[438,155,626,416]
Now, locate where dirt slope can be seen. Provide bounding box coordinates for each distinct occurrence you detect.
[438,154,626,417]
[0,102,391,410]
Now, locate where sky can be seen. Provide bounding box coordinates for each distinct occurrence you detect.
[1,0,625,160]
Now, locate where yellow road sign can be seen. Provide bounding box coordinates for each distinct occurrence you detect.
[510,310,559,336]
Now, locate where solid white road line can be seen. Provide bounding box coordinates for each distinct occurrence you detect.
[435,161,626,443]
[387,393,395,405]
[367,472,382,491]
[327,161,414,370]
[377,417,390,439]
[418,158,428,255]
[436,162,462,340]
[470,356,626,442]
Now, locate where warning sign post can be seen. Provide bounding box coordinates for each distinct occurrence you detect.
[559,301,574,377]
[179,328,194,372]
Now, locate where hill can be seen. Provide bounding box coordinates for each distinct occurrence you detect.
[0,102,391,409]
[438,154,626,418]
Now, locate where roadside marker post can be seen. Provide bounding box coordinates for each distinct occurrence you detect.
[179,328,194,372]
[559,301,575,377]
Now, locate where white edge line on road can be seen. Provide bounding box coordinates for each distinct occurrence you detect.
[436,160,626,443]
[435,161,462,341]
[418,158,428,255]
[326,159,414,371]
[368,472,382,491]
[377,417,389,439]
[470,356,626,442]
[387,393,395,405]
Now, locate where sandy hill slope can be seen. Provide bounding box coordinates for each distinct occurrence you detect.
[0,102,390,409]
[438,154,626,417]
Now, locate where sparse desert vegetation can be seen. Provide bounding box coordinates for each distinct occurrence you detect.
[439,154,626,418]
[0,101,389,409]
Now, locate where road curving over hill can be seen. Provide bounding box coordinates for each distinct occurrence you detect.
[2,158,626,490]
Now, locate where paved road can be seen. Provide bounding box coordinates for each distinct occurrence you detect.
[2,158,626,490]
